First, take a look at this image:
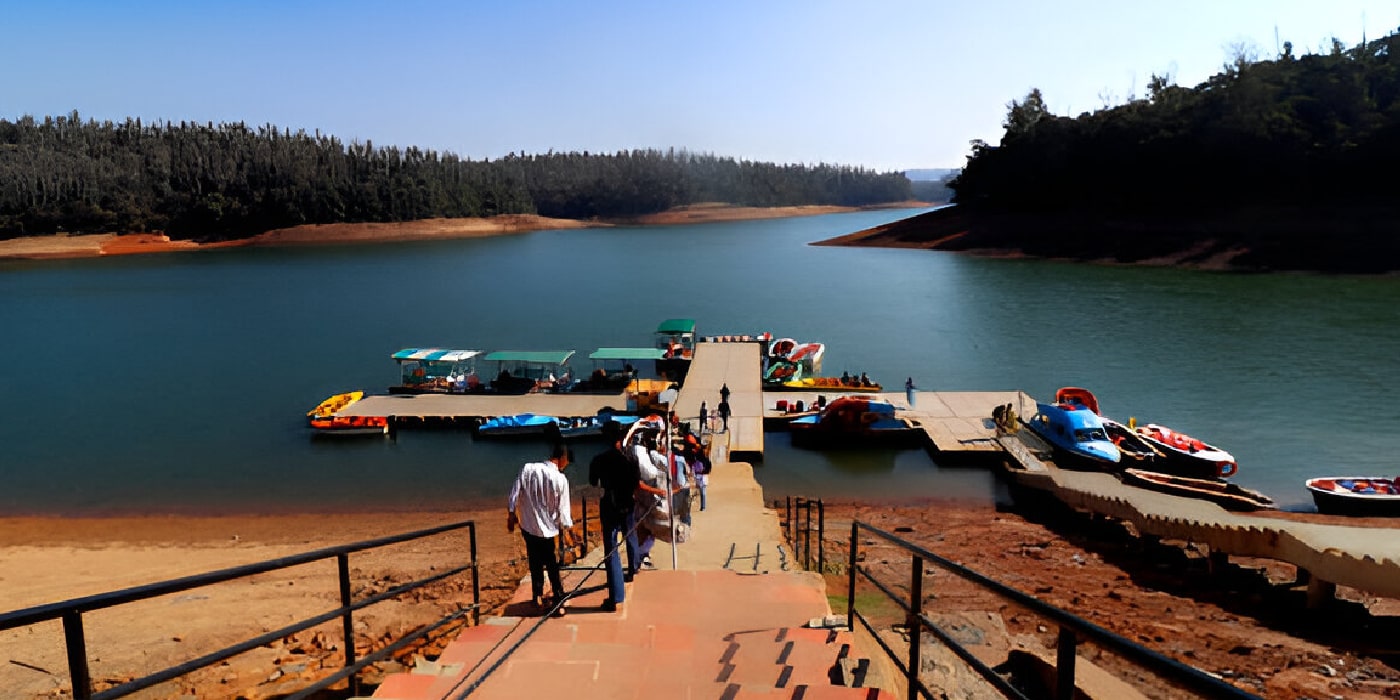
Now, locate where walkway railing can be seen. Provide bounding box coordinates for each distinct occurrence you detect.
[782,496,824,572]
[846,521,1260,700]
[0,520,481,700]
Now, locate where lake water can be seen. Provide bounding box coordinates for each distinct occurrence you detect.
[3,208,1399,515]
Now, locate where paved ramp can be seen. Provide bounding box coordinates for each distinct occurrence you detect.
[674,342,764,460]
[1002,430,1400,600]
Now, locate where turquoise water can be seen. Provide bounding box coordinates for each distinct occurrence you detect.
[3,209,1399,514]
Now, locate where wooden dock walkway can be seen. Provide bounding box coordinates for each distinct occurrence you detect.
[339,391,629,424]
[762,389,1033,457]
[674,342,764,460]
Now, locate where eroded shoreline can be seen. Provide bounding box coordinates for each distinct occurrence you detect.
[0,202,930,262]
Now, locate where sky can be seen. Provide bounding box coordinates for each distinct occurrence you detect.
[4,1,1397,171]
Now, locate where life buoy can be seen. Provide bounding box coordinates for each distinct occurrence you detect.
[1217,461,1237,477]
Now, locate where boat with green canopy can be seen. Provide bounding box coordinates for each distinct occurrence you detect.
[483,350,575,394]
[654,318,696,380]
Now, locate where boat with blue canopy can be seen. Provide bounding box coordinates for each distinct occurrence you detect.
[390,348,480,394]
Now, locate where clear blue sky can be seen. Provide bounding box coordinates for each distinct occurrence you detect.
[4,1,1396,171]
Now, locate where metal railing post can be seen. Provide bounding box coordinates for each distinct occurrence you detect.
[470,523,481,625]
[581,496,589,556]
[337,553,358,696]
[908,555,924,700]
[785,496,792,542]
[817,499,825,574]
[847,522,859,623]
[62,610,92,700]
[1057,627,1078,700]
[803,499,813,570]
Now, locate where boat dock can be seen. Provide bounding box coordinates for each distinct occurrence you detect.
[998,424,1400,604]
[337,392,630,426]
[674,342,764,461]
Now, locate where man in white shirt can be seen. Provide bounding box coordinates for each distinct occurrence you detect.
[507,444,575,615]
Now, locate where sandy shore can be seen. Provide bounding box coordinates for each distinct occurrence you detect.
[0,203,932,262]
[5,497,1399,699]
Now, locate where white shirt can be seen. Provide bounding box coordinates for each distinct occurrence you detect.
[508,460,573,538]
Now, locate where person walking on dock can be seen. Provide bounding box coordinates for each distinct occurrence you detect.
[720,383,731,404]
[717,398,731,432]
[698,402,708,435]
[507,444,575,616]
[905,377,917,407]
[589,423,647,610]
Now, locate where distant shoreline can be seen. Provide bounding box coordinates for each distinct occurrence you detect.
[0,201,931,262]
[816,204,1400,274]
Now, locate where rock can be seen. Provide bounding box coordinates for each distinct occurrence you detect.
[264,669,283,683]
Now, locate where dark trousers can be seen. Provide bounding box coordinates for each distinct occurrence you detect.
[600,510,634,604]
[522,531,564,603]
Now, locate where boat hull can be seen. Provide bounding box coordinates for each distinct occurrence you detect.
[1307,478,1400,517]
[1123,469,1274,511]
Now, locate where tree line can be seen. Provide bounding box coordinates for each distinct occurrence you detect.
[950,29,1400,216]
[0,116,912,241]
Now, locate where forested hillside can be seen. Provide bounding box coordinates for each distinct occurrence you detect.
[952,30,1400,213]
[0,116,912,241]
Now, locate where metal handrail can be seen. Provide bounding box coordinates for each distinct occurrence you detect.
[782,496,824,572]
[848,520,1260,700]
[0,519,480,700]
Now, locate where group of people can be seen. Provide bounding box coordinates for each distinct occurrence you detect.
[838,370,876,388]
[506,415,715,616]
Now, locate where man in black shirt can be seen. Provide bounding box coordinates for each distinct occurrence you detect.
[589,421,643,611]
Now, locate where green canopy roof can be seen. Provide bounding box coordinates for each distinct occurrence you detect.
[482,350,575,365]
[656,319,696,334]
[589,347,667,361]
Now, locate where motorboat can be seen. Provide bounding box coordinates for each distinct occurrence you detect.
[654,319,696,381]
[1133,423,1237,479]
[307,391,364,421]
[1053,387,1235,479]
[1122,469,1275,512]
[309,414,389,437]
[773,376,883,393]
[557,413,641,440]
[788,396,921,448]
[474,413,561,438]
[1026,401,1120,467]
[1306,477,1400,517]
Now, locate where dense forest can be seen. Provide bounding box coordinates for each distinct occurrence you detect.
[952,30,1400,215]
[0,117,912,241]
[857,29,1400,272]
[952,30,1400,212]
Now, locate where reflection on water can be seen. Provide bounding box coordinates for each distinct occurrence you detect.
[2,207,1400,514]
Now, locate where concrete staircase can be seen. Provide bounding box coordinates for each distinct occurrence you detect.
[366,570,892,700]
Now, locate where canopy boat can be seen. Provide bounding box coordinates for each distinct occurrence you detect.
[390,348,480,394]
[773,376,883,393]
[310,414,389,437]
[1026,400,1120,467]
[307,391,364,421]
[788,396,921,448]
[1306,477,1400,517]
[654,319,696,381]
[483,350,575,394]
[583,347,666,393]
[1123,469,1275,512]
[788,342,825,375]
[558,412,641,440]
[474,413,561,438]
[1134,423,1237,479]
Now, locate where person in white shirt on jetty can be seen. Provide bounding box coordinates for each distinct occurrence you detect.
[507,444,575,616]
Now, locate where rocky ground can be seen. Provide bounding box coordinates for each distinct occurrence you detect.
[813,499,1400,699]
